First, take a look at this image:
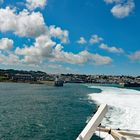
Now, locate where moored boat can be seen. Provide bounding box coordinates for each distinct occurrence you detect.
[54,77,64,87]
[120,82,140,87]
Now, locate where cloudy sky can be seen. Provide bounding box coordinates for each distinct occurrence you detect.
[0,0,140,75]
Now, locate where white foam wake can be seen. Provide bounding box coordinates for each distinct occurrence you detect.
[88,85,140,140]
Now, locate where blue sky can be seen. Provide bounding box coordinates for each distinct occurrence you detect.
[0,0,140,75]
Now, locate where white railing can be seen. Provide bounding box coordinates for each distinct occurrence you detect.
[76,104,140,140]
[76,104,108,140]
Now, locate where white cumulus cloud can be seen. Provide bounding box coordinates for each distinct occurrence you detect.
[104,0,135,18]
[0,38,13,50]
[15,35,56,64]
[0,6,112,67]
[26,0,47,10]
[0,7,70,43]
[15,37,112,65]
[49,25,69,44]
[128,51,140,62]
[111,0,135,18]
[89,34,103,44]
[0,7,46,38]
[52,44,112,65]
[77,37,87,44]
[99,43,124,53]
[0,52,20,64]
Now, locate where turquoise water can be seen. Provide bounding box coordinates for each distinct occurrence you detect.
[0,83,101,140]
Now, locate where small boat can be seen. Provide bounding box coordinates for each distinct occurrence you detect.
[54,77,64,87]
[120,82,140,87]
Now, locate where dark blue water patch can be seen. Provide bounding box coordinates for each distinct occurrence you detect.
[125,87,140,91]
[0,83,101,140]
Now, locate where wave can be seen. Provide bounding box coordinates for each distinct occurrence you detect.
[87,85,140,140]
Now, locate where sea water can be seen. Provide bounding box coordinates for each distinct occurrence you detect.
[0,83,140,140]
[0,82,100,140]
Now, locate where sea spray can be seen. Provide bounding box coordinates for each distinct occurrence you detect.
[87,85,140,140]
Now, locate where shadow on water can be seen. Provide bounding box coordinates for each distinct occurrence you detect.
[0,83,102,140]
